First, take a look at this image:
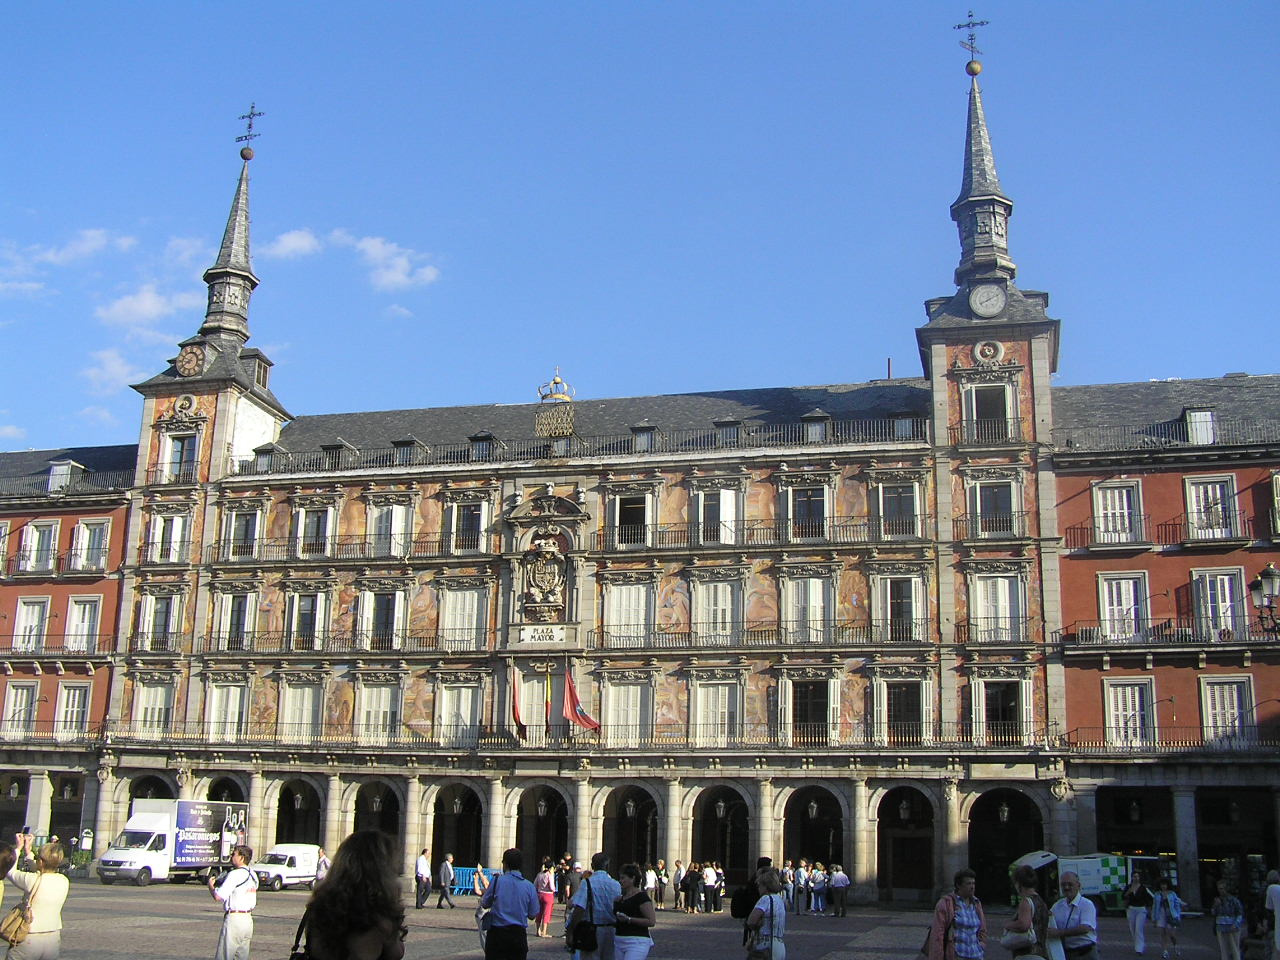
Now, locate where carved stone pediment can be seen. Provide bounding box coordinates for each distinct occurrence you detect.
[355,575,417,593]
[205,670,253,684]
[218,490,272,511]
[354,670,408,685]
[864,661,931,680]
[362,489,419,507]
[137,580,189,596]
[147,500,196,516]
[865,560,932,578]
[962,559,1031,575]
[600,479,661,496]
[774,561,840,579]
[949,362,1022,383]
[777,665,839,679]
[132,670,178,684]
[209,577,264,594]
[687,476,747,493]
[774,470,838,488]
[961,465,1024,480]
[966,663,1032,679]
[441,486,497,504]
[597,567,662,584]
[278,670,330,684]
[506,494,589,525]
[601,669,658,683]
[434,573,496,590]
[686,665,747,681]
[289,487,343,509]
[281,574,339,593]
[684,564,749,583]
[436,670,484,684]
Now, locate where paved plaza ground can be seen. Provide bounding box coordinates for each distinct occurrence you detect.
[46,879,1239,960]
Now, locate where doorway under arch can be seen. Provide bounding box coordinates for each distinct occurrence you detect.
[354,781,401,865]
[207,778,245,804]
[276,780,323,845]
[784,785,844,867]
[877,786,934,904]
[968,789,1043,906]
[693,787,750,885]
[433,785,484,867]
[130,775,174,801]
[514,786,569,867]
[602,787,658,870]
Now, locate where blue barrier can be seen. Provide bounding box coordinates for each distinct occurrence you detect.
[451,866,499,897]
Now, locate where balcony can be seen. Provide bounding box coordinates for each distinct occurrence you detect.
[1053,418,1280,454]
[127,632,189,655]
[1064,725,1280,757]
[195,628,494,656]
[5,551,58,577]
[59,548,111,575]
[0,720,98,747]
[952,512,1029,541]
[592,516,933,551]
[0,633,111,656]
[205,533,495,564]
[589,618,933,650]
[231,416,931,477]
[1057,618,1277,648]
[140,540,193,565]
[1064,515,1153,551]
[957,618,1033,645]
[0,469,132,501]
[950,419,1025,447]
[1166,510,1254,547]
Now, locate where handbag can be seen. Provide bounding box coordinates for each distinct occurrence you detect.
[1000,928,1037,950]
[745,894,775,960]
[0,874,41,946]
[569,878,599,952]
[288,908,311,960]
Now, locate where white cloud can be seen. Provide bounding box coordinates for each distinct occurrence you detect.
[82,348,149,396]
[330,229,440,291]
[0,425,25,440]
[261,229,322,260]
[164,236,210,267]
[0,281,43,296]
[384,304,413,320]
[94,283,203,343]
[31,229,135,266]
[78,405,118,426]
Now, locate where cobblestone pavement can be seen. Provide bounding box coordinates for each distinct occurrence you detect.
[53,880,1229,960]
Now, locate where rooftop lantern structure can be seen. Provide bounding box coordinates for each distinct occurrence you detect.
[535,368,576,440]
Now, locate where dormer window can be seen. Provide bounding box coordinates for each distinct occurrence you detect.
[631,422,657,453]
[391,438,424,467]
[47,460,84,493]
[802,410,830,444]
[1185,408,1217,445]
[714,419,742,447]
[469,431,494,461]
[254,360,269,389]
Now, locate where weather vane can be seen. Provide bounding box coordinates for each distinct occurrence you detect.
[235,103,264,144]
[954,11,989,76]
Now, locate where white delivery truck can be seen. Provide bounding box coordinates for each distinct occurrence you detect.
[250,843,322,890]
[97,798,249,886]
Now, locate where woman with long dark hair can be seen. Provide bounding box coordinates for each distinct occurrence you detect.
[304,831,407,960]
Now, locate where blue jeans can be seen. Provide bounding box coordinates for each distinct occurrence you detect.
[782,882,794,910]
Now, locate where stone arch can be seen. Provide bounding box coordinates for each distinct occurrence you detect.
[507,778,575,821]
[875,784,936,905]
[432,779,487,866]
[770,779,851,823]
[512,780,572,866]
[965,786,1046,904]
[206,775,247,803]
[691,782,754,884]
[127,773,176,801]
[958,783,1050,825]
[275,776,326,846]
[782,782,846,868]
[683,780,754,821]
[602,782,663,869]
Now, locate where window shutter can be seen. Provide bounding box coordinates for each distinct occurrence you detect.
[719,488,737,544]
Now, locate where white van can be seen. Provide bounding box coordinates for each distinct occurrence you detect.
[250,843,322,890]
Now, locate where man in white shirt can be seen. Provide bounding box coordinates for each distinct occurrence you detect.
[1265,870,1280,954]
[437,852,457,908]
[415,848,431,909]
[209,844,258,960]
[1049,871,1099,960]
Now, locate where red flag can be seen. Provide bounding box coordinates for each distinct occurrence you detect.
[512,683,527,741]
[562,668,600,731]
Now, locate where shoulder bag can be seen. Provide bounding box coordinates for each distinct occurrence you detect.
[570,878,599,952]
[746,894,775,960]
[0,873,42,946]
[287,907,312,960]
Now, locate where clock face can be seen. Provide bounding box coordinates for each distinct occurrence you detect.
[175,345,205,378]
[968,283,1007,318]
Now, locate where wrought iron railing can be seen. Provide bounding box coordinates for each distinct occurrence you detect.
[5,551,58,576]
[195,629,495,655]
[0,633,112,655]
[1057,619,1278,646]
[1053,418,1280,454]
[1064,515,1152,549]
[1166,510,1252,543]
[140,540,193,564]
[957,619,1033,645]
[127,632,189,654]
[952,512,1029,540]
[1064,725,1280,755]
[593,516,932,550]
[0,470,133,499]
[145,465,198,486]
[230,417,931,477]
[205,533,495,563]
[950,419,1025,445]
[589,618,933,650]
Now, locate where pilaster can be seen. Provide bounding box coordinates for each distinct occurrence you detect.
[248,771,265,856]
[941,779,962,891]
[850,777,873,903]
[755,778,774,862]
[403,777,423,877]
[93,767,117,857]
[1172,788,1201,907]
[1074,783,1098,854]
[664,778,682,865]
[573,778,591,862]
[486,777,506,867]
[323,774,343,854]
[25,770,53,836]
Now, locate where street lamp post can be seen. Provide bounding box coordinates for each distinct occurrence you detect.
[1249,563,1280,632]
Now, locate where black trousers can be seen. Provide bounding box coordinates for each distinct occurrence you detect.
[485,924,529,960]
[415,876,430,908]
[832,886,847,917]
[437,881,455,907]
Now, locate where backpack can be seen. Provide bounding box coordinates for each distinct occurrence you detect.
[730,883,756,919]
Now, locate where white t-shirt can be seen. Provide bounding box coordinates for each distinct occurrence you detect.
[753,894,787,939]
[215,866,259,913]
[1265,883,1280,945]
[644,869,657,890]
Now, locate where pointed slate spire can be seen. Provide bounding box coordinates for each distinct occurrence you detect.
[950,70,1016,285]
[199,147,260,342]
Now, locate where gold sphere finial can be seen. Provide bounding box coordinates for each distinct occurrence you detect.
[965,60,982,77]
[240,146,255,161]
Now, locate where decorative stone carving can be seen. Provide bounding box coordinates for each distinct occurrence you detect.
[602,669,656,683]
[441,487,496,504]
[209,578,263,594]
[943,778,957,801]
[1050,778,1070,802]
[687,667,745,681]
[777,665,836,679]
[866,561,932,578]
[437,671,484,683]
[950,363,1021,383]
[596,568,661,584]
[363,490,417,507]
[687,476,746,493]
[205,671,252,684]
[961,466,1023,480]
[963,560,1030,575]
[175,767,191,786]
[138,581,188,596]
[774,562,839,579]
[133,670,177,684]
[774,471,838,487]
[864,662,930,680]
[282,576,338,593]
[600,479,660,496]
[277,670,330,684]
[684,564,749,583]
[434,574,496,590]
[147,501,195,516]
[967,663,1031,679]
[355,576,417,593]
[355,671,405,685]
[522,538,567,623]
[289,488,343,508]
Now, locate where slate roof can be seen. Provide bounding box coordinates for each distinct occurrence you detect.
[275,380,933,452]
[1051,374,1280,430]
[133,334,290,418]
[0,444,137,480]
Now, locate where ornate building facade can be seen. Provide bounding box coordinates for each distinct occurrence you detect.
[0,65,1275,905]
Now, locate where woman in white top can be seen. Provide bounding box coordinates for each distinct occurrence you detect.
[8,838,70,960]
[746,868,787,960]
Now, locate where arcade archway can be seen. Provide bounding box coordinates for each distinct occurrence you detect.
[968,788,1043,905]
[514,785,569,866]
[693,786,750,885]
[207,778,245,803]
[784,785,844,867]
[276,779,323,845]
[877,786,934,903]
[603,786,658,869]
[433,784,483,867]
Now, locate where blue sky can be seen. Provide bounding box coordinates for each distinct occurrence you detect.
[2,2,1277,449]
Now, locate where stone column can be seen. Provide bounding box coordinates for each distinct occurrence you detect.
[403,777,423,877]
[1049,779,1076,856]
[323,774,343,854]
[176,768,194,801]
[664,778,682,864]
[755,778,774,863]
[941,779,962,889]
[573,778,591,862]
[262,780,280,850]
[93,767,117,857]
[25,770,53,837]
[1073,783,1098,855]
[485,777,506,868]
[248,771,265,855]
[850,777,872,902]
[1172,788,1201,907]
[422,787,437,863]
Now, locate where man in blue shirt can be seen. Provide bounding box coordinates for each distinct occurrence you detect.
[480,847,540,960]
[566,852,623,960]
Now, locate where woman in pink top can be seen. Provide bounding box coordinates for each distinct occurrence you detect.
[534,857,557,938]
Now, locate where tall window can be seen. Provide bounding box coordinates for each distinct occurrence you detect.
[145,594,182,650]
[287,593,327,650]
[1194,569,1246,638]
[70,520,110,572]
[20,522,57,572]
[227,511,258,559]
[358,591,403,651]
[604,582,652,648]
[1201,678,1252,745]
[972,575,1024,642]
[168,434,198,482]
[790,487,826,540]
[359,683,400,744]
[1093,484,1141,544]
[787,577,828,643]
[440,586,488,650]
[454,503,485,552]
[886,682,924,745]
[370,504,411,556]
[614,495,648,547]
[694,580,739,645]
[969,481,1016,538]
[791,680,829,746]
[297,508,331,558]
[962,384,1011,442]
[605,682,651,748]
[66,597,101,653]
[1106,679,1153,746]
[208,684,247,742]
[2,683,38,739]
[149,514,190,564]
[876,577,923,642]
[14,599,49,652]
[694,681,740,747]
[282,682,322,743]
[221,594,253,650]
[135,681,175,739]
[1099,574,1146,640]
[1186,478,1238,540]
[983,682,1019,745]
[54,683,89,740]
[439,684,480,747]
[878,483,920,540]
[696,487,738,544]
